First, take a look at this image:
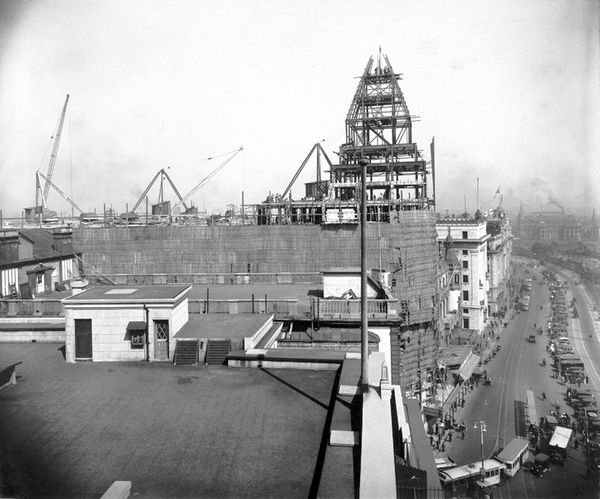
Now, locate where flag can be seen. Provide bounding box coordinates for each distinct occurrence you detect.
[494,186,501,199]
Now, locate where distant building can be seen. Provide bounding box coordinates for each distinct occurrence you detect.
[0,227,82,298]
[516,208,585,241]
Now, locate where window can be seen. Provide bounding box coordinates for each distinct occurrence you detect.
[463,308,469,315]
[463,318,470,328]
[462,261,469,269]
[463,290,469,301]
[462,250,468,256]
[462,231,468,239]
[463,275,469,283]
[130,332,145,348]
[454,274,460,284]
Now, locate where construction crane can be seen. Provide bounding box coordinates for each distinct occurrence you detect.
[171,147,243,213]
[37,94,70,208]
[131,169,189,214]
[37,171,83,214]
[281,142,333,200]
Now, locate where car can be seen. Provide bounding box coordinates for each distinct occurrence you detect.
[531,462,550,477]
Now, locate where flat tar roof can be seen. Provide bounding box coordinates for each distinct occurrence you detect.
[175,313,273,339]
[63,285,191,303]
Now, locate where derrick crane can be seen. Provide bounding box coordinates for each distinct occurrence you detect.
[131,169,189,214]
[37,94,70,208]
[37,171,83,214]
[171,147,243,213]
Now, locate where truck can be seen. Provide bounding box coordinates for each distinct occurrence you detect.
[549,426,573,465]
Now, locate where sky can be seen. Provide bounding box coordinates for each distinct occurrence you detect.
[0,0,598,220]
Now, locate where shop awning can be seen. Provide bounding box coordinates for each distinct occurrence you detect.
[457,352,480,381]
[127,321,147,331]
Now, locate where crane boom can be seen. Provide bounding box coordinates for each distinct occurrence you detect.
[37,171,83,214]
[171,147,243,212]
[42,94,70,204]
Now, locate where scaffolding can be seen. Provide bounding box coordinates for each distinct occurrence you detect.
[257,50,433,226]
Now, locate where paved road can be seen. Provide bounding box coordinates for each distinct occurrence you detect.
[443,259,598,498]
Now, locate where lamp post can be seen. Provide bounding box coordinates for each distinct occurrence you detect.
[473,420,487,489]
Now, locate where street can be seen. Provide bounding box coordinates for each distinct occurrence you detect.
[441,258,599,498]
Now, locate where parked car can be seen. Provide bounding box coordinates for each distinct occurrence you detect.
[530,463,549,477]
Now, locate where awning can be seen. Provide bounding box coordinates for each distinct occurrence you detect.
[127,321,147,331]
[457,352,480,381]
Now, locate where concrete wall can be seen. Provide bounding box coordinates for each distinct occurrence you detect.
[0,329,64,342]
[65,306,147,362]
[323,273,378,299]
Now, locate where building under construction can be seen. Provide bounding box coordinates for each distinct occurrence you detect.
[70,52,440,398]
[257,52,433,226]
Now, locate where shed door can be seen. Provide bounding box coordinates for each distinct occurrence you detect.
[154,320,169,360]
[75,319,93,359]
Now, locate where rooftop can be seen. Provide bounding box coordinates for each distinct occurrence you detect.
[0,343,338,498]
[175,313,274,339]
[63,285,192,303]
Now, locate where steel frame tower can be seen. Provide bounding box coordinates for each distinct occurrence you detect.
[330,52,432,216]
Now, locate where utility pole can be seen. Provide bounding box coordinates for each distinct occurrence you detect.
[360,158,369,393]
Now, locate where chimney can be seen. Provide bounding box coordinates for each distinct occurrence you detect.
[52,227,73,255]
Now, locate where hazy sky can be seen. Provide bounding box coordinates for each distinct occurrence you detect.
[0,0,598,219]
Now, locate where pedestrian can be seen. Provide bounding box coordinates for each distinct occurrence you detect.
[586,376,589,384]
[542,392,546,401]
[461,429,465,440]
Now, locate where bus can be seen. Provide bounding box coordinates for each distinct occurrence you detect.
[438,459,505,496]
[495,438,530,477]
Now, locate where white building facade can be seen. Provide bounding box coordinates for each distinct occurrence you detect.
[486,211,513,317]
[63,285,191,363]
[436,218,490,332]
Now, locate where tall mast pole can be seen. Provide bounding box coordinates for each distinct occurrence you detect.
[360,158,370,392]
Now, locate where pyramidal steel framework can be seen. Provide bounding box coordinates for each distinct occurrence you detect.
[332,52,431,209]
[257,51,434,225]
